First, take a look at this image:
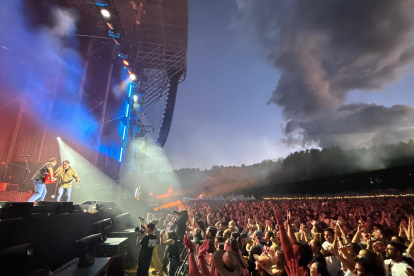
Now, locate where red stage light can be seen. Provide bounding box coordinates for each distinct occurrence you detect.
[123,60,129,66]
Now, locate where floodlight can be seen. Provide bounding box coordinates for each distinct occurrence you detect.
[129,73,137,81]
[101,9,111,18]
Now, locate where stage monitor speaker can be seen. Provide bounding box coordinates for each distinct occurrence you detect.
[81,201,97,212]
[107,229,137,269]
[96,201,116,210]
[38,201,74,214]
[95,237,129,267]
[112,212,130,231]
[73,204,84,213]
[32,203,58,214]
[0,202,33,220]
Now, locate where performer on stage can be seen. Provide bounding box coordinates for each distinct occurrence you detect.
[54,160,80,202]
[28,157,57,203]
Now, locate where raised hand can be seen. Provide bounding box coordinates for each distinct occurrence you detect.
[406,267,414,276]
[273,207,285,225]
[183,234,194,250]
[197,240,210,257]
[285,259,307,276]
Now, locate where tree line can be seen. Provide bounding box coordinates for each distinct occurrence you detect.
[142,140,414,197]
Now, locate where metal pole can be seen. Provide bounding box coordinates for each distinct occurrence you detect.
[2,69,32,181]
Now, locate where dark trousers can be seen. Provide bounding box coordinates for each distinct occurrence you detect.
[137,259,151,276]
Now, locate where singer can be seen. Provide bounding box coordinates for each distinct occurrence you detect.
[28,157,57,203]
[54,160,80,202]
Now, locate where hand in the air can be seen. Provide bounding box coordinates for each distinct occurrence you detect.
[183,235,194,250]
[197,240,210,257]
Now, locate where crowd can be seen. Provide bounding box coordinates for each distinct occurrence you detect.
[136,197,414,276]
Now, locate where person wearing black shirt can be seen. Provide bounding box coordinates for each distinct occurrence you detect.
[137,223,158,276]
[28,157,57,203]
[160,230,180,276]
[171,210,189,241]
[309,239,327,267]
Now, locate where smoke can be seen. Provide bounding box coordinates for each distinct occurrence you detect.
[0,1,98,144]
[237,0,414,149]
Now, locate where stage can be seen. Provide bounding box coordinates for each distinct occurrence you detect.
[0,200,145,276]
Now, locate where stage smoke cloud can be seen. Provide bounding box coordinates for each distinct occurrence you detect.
[0,0,98,145]
[57,138,119,203]
[236,0,414,149]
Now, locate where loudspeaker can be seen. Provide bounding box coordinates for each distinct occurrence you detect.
[0,202,33,220]
[96,201,116,210]
[32,204,58,214]
[37,201,74,214]
[95,237,129,268]
[107,229,137,269]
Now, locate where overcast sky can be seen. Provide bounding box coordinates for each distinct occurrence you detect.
[162,0,414,170]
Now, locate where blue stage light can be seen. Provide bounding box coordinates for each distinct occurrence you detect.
[108,30,120,38]
[119,147,123,162]
[94,0,110,7]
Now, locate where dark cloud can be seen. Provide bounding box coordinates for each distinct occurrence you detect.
[237,0,414,148]
[283,104,414,148]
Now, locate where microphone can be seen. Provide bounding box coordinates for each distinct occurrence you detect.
[20,154,30,157]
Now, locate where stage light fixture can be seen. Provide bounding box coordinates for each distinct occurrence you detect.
[101,9,111,18]
[123,60,129,66]
[94,0,110,6]
[129,73,137,81]
[133,94,138,102]
[108,29,121,38]
[57,137,61,140]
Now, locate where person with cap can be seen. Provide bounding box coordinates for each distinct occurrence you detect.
[384,241,413,276]
[214,249,242,276]
[253,229,265,248]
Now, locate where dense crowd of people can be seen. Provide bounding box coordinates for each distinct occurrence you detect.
[137,197,414,276]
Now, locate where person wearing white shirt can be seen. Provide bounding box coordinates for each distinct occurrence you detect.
[384,242,413,276]
[322,228,342,276]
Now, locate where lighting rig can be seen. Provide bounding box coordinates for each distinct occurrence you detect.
[93,0,137,81]
[94,0,143,167]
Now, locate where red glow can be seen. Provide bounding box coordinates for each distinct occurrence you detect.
[156,188,174,199]
[149,192,153,196]
[153,200,181,211]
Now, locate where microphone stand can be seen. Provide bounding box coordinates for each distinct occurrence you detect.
[19,156,30,202]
